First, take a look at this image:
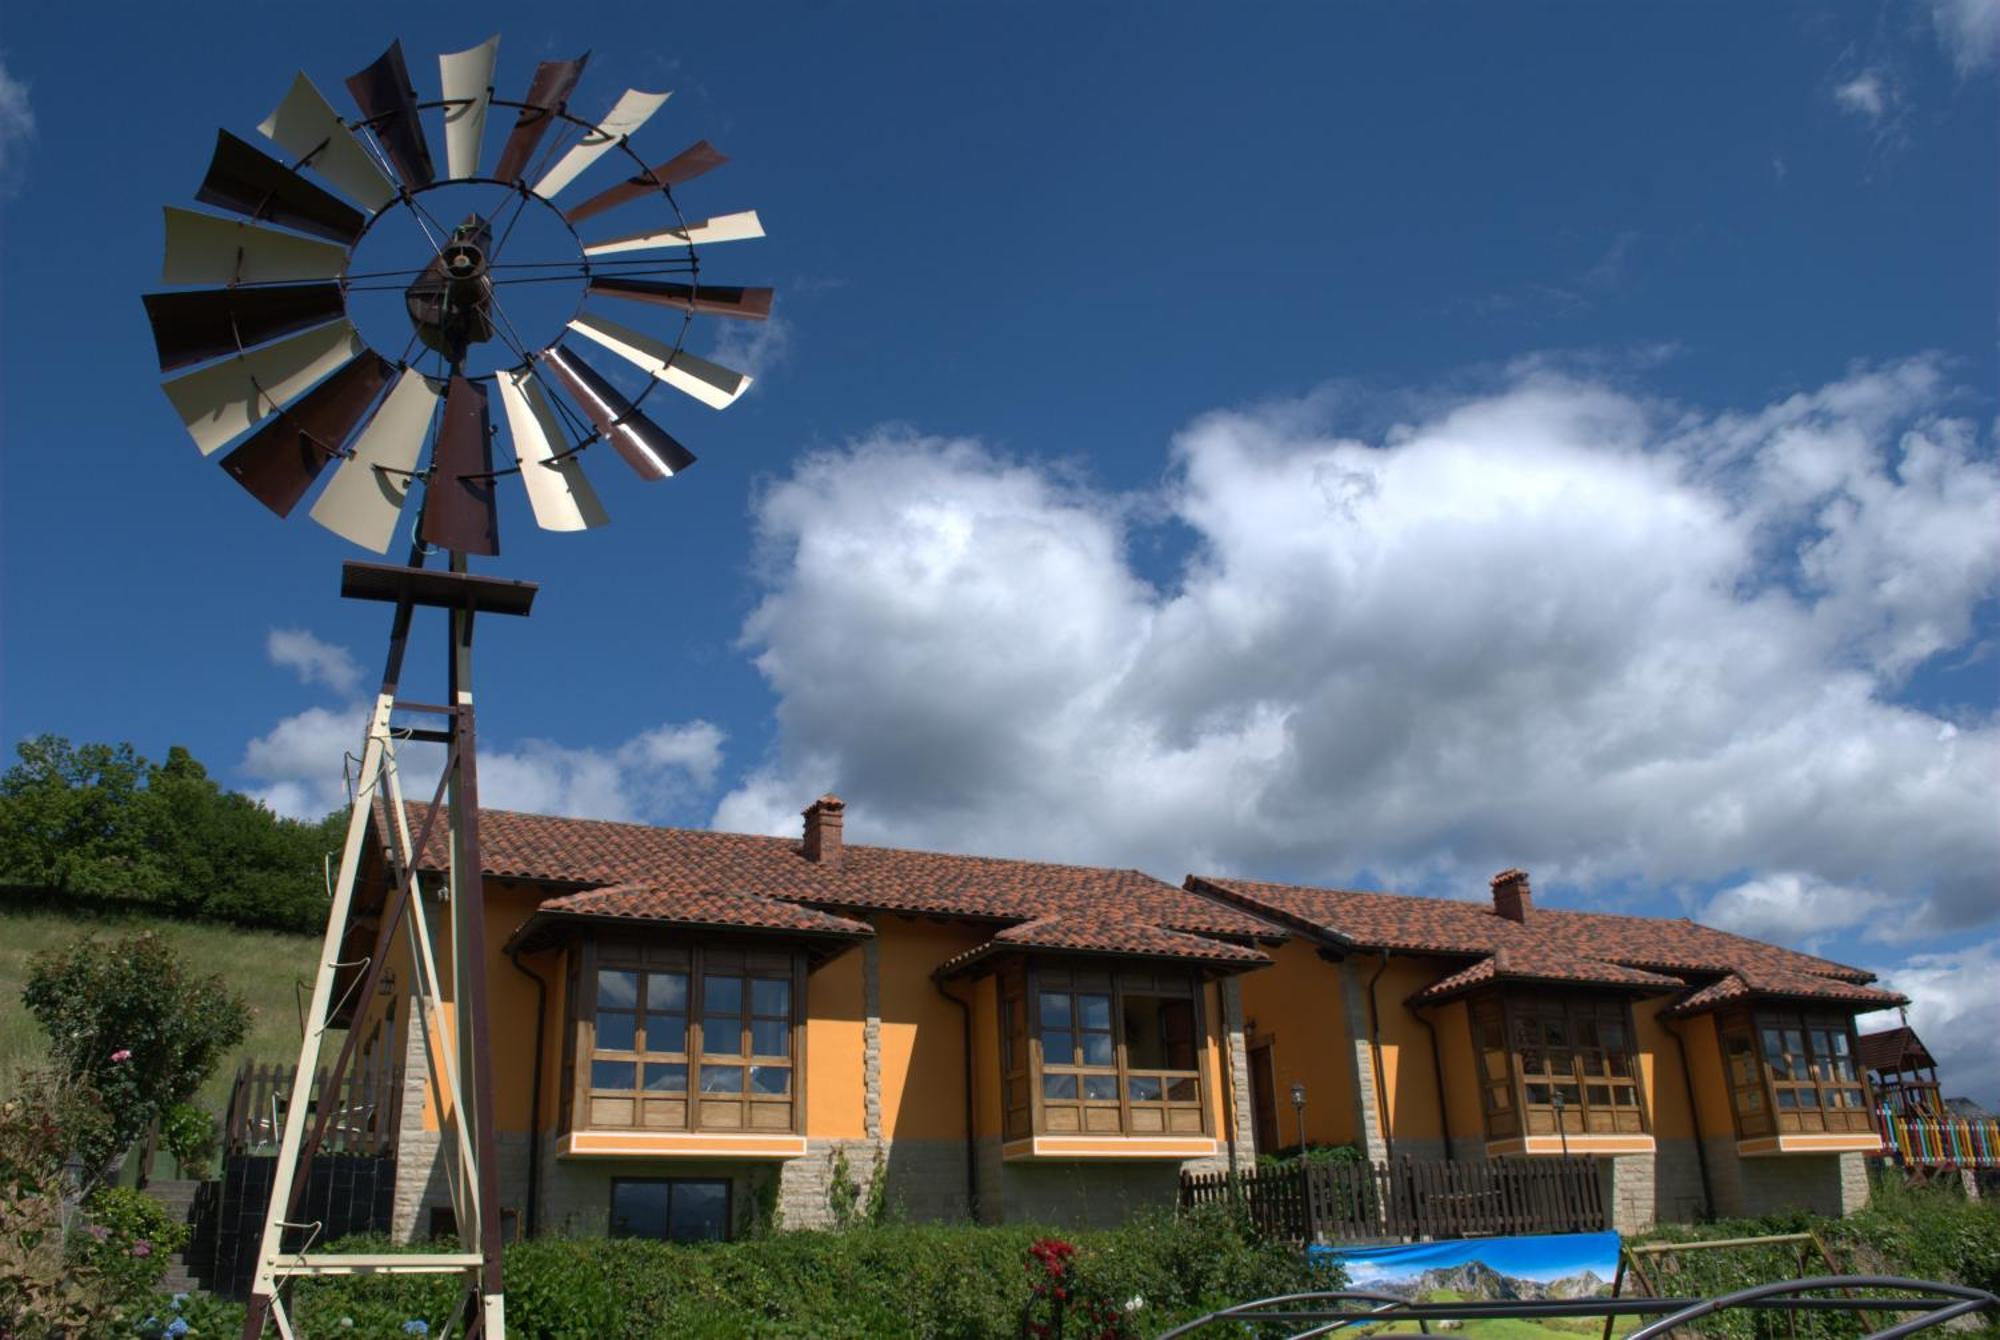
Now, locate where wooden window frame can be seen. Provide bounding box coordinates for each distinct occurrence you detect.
[567,935,808,1137]
[1469,988,1648,1140]
[1014,958,1212,1140]
[607,1176,734,1243]
[1718,1006,1870,1137]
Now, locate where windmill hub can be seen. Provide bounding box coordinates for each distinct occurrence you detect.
[406,215,499,359]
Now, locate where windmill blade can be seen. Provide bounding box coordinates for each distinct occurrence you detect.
[530,89,671,200]
[346,40,436,190]
[582,210,765,256]
[419,376,501,555]
[496,368,608,531]
[493,55,588,184]
[258,72,397,212]
[588,277,773,320]
[142,284,345,372]
[162,207,350,286]
[310,367,438,552]
[196,130,367,245]
[563,141,728,226]
[162,321,364,456]
[438,35,500,180]
[540,344,695,480]
[567,312,751,409]
[219,352,394,516]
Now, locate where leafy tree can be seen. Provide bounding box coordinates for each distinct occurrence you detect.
[0,737,165,899]
[22,932,249,1167]
[0,736,343,932]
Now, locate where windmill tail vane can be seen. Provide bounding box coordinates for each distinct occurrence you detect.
[143,35,775,1338]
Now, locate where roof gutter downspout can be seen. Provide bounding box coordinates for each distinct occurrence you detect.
[1366,949,1395,1160]
[1664,1017,1715,1219]
[1413,1005,1453,1162]
[505,946,549,1238]
[934,976,981,1220]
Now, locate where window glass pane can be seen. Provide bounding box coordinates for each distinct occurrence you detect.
[1128,1076,1163,1102]
[751,978,790,1017]
[598,970,639,1008]
[699,1065,744,1093]
[1613,1086,1638,1107]
[643,1063,687,1093]
[1587,1085,1612,1107]
[1776,1088,1799,1109]
[750,1019,789,1057]
[1760,1028,1784,1061]
[646,1014,688,1055]
[1555,1084,1581,1108]
[1043,1073,1077,1100]
[1043,1030,1074,1065]
[1831,1031,1851,1056]
[596,1011,637,1052]
[702,1021,743,1056]
[647,973,688,1011]
[704,975,743,1017]
[1601,1021,1626,1051]
[1784,1029,1805,1059]
[667,1181,730,1243]
[749,1065,790,1095]
[1081,1033,1115,1067]
[1548,1049,1574,1078]
[1078,994,1112,1030]
[1832,1057,1855,1081]
[1082,1075,1118,1101]
[1039,993,1071,1028]
[1580,1052,1605,1077]
[592,1060,636,1090]
[1575,1019,1601,1049]
[1610,1053,1633,1078]
[1166,1077,1198,1102]
[609,1182,669,1239]
[1542,1020,1566,1047]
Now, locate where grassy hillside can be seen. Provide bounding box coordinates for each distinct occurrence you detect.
[0,900,323,1117]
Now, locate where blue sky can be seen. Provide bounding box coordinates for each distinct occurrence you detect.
[1,4,1995,1101]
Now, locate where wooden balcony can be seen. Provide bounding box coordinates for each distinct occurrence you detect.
[223,1058,404,1158]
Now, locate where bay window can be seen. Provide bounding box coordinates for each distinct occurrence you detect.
[1000,960,1209,1140]
[1470,991,1647,1139]
[1717,1006,1869,1137]
[563,941,804,1136]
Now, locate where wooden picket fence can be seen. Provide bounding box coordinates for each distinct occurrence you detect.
[223,1055,404,1158]
[1875,1107,2000,1168]
[1181,1154,1605,1243]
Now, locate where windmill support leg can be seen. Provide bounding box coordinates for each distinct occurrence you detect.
[242,561,533,1339]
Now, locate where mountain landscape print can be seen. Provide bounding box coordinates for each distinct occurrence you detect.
[1313,1232,1628,1338]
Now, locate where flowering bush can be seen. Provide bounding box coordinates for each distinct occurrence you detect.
[72,1185,187,1304]
[22,930,249,1173]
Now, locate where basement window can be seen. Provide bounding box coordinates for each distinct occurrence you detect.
[609,1178,730,1242]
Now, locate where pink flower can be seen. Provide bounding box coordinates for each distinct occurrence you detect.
[109,1049,132,1064]
[131,1239,153,1258]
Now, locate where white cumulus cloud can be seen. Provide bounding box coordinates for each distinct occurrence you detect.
[1927,0,2000,73]
[716,358,2000,938]
[1833,71,1890,120]
[1701,873,1900,947]
[267,628,363,696]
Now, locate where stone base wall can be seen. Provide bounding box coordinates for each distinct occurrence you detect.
[1705,1142,1872,1219]
[777,1138,970,1228]
[972,1138,1187,1228]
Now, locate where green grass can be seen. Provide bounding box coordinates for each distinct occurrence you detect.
[0,900,323,1117]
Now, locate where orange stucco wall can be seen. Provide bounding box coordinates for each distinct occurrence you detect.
[1372,956,1447,1142]
[875,918,986,1140]
[1432,999,1485,1147]
[1672,1012,1735,1139]
[1235,938,1360,1148]
[967,975,1003,1141]
[805,930,868,1140]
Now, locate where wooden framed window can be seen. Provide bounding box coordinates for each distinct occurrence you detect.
[1720,1006,1869,1135]
[608,1177,731,1242]
[1020,961,1208,1138]
[572,940,804,1135]
[1000,962,1032,1141]
[1470,990,1647,1139]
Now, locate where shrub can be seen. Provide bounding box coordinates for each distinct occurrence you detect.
[159,1102,219,1180]
[22,931,249,1171]
[72,1185,188,1306]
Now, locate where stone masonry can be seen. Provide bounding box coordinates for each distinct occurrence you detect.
[1339,958,1390,1162]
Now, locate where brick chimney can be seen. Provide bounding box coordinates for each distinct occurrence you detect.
[1490,868,1533,922]
[802,794,845,868]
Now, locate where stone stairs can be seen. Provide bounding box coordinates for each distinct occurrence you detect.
[141,1177,205,1294]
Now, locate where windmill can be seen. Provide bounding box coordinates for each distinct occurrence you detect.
[143,35,772,1337]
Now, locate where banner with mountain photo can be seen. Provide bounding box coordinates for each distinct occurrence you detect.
[1309,1231,1626,1337]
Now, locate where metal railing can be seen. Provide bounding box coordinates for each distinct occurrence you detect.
[1157,1278,1999,1339]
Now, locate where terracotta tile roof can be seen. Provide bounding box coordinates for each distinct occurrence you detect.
[1189,875,1879,985]
[533,885,874,938]
[936,915,1270,978]
[1408,947,1684,1006]
[1857,1026,1934,1074]
[396,804,1276,968]
[1659,967,1906,1018]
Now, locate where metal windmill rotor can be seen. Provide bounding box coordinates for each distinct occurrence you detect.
[145,34,772,558]
[144,36,776,1338]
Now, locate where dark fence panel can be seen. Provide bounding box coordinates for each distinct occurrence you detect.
[1181,1155,1605,1243]
[223,1056,403,1157]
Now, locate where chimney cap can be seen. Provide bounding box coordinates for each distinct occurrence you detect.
[1489,868,1529,889]
[804,793,845,815]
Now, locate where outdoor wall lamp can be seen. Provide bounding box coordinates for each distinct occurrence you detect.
[1290,1081,1307,1153]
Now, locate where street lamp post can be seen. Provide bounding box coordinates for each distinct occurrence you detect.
[1553,1089,1571,1158]
[1290,1081,1308,1155]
